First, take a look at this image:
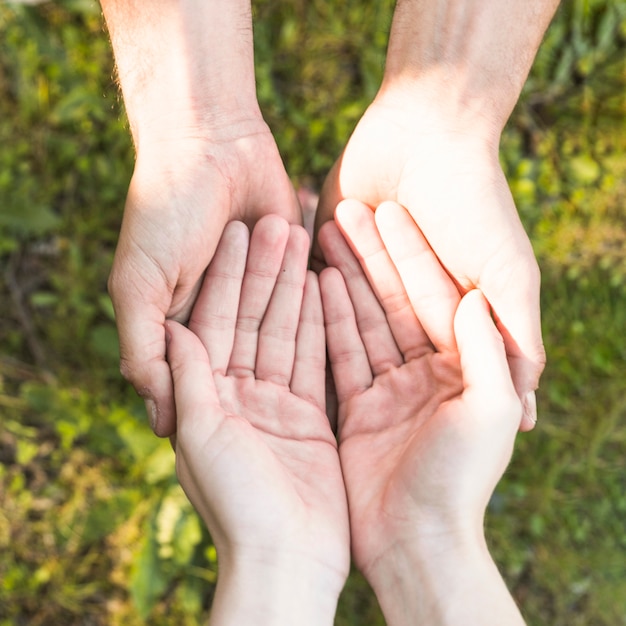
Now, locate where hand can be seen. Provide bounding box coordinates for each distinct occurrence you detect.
[318,202,524,624]
[315,92,544,430]
[108,122,301,436]
[166,216,349,625]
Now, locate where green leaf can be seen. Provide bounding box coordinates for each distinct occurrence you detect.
[130,527,169,619]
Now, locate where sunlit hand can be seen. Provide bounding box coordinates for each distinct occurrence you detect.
[315,94,544,430]
[166,216,348,625]
[108,123,300,436]
[319,202,525,624]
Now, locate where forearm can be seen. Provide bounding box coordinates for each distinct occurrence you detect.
[382,0,560,133]
[366,531,525,626]
[209,549,343,626]
[100,0,261,148]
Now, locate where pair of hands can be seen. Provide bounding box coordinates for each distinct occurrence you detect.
[166,208,523,624]
[108,96,545,438]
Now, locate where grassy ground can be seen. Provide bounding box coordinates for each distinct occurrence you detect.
[1,1,625,624]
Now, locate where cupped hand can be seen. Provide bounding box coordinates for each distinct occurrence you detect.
[108,120,301,436]
[314,93,544,429]
[166,216,349,594]
[318,202,521,580]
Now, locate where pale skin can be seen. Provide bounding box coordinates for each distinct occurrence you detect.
[101,0,559,436]
[167,212,527,624]
[319,201,526,625]
[165,216,349,626]
[314,0,562,430]
[101,0,301,436]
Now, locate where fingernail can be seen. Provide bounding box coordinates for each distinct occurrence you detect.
[523,391,537,425]
[145,399,158,431]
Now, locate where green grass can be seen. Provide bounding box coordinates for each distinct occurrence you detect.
[1,1,625,624]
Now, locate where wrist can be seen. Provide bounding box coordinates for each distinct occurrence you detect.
[102,0,260,148]
[364,528,524,626]
[364,523,487,594]
[382,0,559,135]
[209,546,345,626]
[131,114,273,166]
[375,75,504,147]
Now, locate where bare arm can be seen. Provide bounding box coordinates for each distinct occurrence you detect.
[319,201,526,625]
[100,1,300,435]
[100,0,260,146]
[383,0,561,133]
[316,1,560,429]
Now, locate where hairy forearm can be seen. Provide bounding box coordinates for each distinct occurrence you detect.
[367,531,526,626]
[382,0,560,132]
[100,0,260,147]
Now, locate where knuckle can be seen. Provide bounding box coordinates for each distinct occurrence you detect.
[118,358,145,393]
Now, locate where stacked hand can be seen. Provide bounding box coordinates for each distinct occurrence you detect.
[167,210,525,625]
[319,202,525,624]
[109,125,300,437]
[102,1,556,442]
[166,216,348,625]
[314,94,544,431]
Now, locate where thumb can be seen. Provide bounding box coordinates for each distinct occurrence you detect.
[454,290,522,426]
[110,289,176,436]
[486,286,545,432]
[165,321,220,436]
[108,242,179,436]
[479,250,545,431]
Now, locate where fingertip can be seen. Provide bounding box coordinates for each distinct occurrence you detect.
[304,268,321,297]
[454,289,491,338]
[165,320,206,370]
[373,200,403,224]
[222,219,250,248]
[518,391,538,432]
[454,289,488,342]
[318,266,344,301]
[519,414,537,433]
[288,222,313,258]
[455,289,515,396]
[249,214,291,264]
[139,364,177,438]
[317,221,347,270]
[254,212,291,238]
[334,199,372,231]
[335,198,371,216]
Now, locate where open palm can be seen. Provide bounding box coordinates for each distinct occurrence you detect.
[109,125,301,437]
[167,216,349,581]
[319,202,520,578]
[315,97,544,429]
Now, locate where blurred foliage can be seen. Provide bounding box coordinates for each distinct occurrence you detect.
[1,0,625,624]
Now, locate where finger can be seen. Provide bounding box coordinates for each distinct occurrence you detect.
[165,320,222,439]
[188,221,249,374]
[480,256,545,432]
[454,290,521,423]
[374,201,461,355]
[319,267,372,407]
[290,272,326,412]
[166,321,228,529]
[228,215,290,377]
[334,199,432,360]
[318,220,402,375]
[109,259,176,436]
[310,158,343,272]
[256,225,309,385]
